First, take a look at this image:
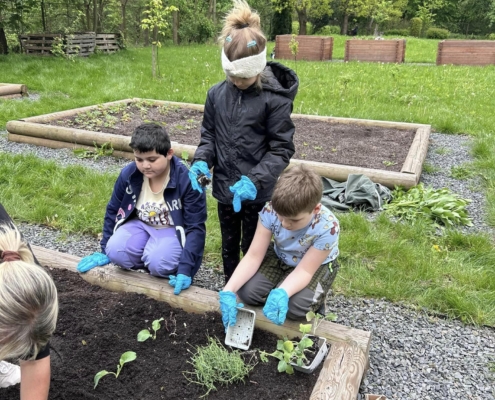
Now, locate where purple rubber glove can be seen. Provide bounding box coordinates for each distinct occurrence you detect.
[263,288,289,325]
[188,161,211,193]
[229,176,257,212]
[168,274,192,295]
[219,291,244,332]
[77,252,110,273]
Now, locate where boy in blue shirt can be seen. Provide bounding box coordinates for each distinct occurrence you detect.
[77,123,207,295]
[219,164,340,328]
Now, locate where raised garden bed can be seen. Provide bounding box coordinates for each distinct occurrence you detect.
[275,35,333,61]
[1,246,371,400]
[436,40,495,66]
[6,98,431,188]
[344,39,406,63]
[0,83,27,99]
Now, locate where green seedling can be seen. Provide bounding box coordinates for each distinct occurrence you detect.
[382,160,397,167]
[73,142,114,160]
[93,351,137,389]
[314,145,323,150]
[137,317,164,342]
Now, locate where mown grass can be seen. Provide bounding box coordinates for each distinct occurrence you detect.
[1,39,495,325]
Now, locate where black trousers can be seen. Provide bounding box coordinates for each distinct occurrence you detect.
[217,202,265,282]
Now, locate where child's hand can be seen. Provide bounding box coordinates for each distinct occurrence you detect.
[77,252,111,273]
[188,161,211,193]
[229,176,257,212]
[263,288,289,325]
[168,274,192,295]
[219,291,244,332]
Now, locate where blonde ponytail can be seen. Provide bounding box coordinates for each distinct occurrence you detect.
[0,224,58,361]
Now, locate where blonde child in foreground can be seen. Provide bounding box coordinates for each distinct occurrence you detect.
[0,204,58,400]
[219,165,340,328]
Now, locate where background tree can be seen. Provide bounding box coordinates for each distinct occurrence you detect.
[270,0,292,39]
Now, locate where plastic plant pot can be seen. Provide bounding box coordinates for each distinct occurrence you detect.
[225,307,256,351]
[292,335,328,374]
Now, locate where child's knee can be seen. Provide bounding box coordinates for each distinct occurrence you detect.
[146,253,180,278]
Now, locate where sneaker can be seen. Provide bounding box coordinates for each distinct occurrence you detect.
[0,361,21,388]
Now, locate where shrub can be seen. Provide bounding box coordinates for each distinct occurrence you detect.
[292,21,313,35]
[410,17,422,37]
[426,27,449,39]
[489,33,495,40]
[6,33,21,53]
[315,25,340,36]
[384,29,409,37]
[178,15,216,43]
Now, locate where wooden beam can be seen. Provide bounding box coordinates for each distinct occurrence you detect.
[400,125,431,178]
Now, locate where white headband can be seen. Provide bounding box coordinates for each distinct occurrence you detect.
[221,48,267,78]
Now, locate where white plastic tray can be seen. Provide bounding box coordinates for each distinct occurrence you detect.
[225,307,256,350]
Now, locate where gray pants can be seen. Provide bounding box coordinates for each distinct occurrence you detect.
[237,245,339,320]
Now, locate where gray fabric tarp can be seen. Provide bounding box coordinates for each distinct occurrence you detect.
[321,174,392,212]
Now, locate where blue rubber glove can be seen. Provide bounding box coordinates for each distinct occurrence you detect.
[229,176,257,212]
[168,274,192,295]
[77,252,111,273]
[263,288,289,325]
[219,291,244,332]
[188,161,212,194]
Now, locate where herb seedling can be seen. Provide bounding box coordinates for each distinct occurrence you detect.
[138,317,164,342]
[73,142,114,160]
[382,160,397,167]
[93,351,137,389]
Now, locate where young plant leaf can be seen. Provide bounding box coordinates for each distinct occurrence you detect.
[283,340,294,353]
[299,323,312,335]
[120,351,137,365]
[152,317,164,332]
[94,370,111,389]
[137,329,152,342]
[306,311,316,321]
[277,360,288,373]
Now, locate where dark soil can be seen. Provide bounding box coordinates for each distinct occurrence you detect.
[3,268,320,400]
[47,101,416,172]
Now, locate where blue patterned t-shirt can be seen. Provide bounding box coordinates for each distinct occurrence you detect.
[259,202,339,267]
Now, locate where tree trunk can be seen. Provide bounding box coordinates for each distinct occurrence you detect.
[41,0,47,32]
[173,10,179,45]
[0,28,8,54]
[93,0,98,31]
[120,0,127,38]
[342,13,349,35]
[368,17,374,35]
[151,44,157,78]
[209,0,216,24]
[297,9,307,35]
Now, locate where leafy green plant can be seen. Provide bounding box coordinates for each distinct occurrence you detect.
[450,164,476,180]
[73,142,114,160]
[137,317,164,342]
[382,160,397,167]
[289,34,299,71]
[94,351,137,388]
[183,337,256,397]
[384,184,473,227]
[303,311,337,337]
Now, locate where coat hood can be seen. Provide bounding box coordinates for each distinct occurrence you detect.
[262,61,299,101]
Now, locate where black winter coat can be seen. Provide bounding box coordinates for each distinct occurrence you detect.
[193,61,299,205]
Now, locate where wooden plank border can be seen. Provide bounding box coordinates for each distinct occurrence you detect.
[0,83,27,97]
[6,98,431,188]
[32,245,371,400]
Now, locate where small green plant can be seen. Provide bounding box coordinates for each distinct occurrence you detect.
[382,160,397,167]
[137,317,164,342]
[289,34,299,71]
[422,163,441,174]
[384,184,473,227]
[450,164,476,180]
[93,351,137,389]
[73,142,114,160]
[184,337,256,397]
[303,311,337,337]
[435,147,451,155]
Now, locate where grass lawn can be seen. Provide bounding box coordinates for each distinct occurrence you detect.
[1,38,495,326]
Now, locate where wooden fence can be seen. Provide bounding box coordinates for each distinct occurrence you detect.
[436,40,495,66]
[344,39,406,63]
[19,33,121,57]
[275,35,333,61]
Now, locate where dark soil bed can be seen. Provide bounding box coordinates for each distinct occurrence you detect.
[47,101,416,172]
[3,268,320,400]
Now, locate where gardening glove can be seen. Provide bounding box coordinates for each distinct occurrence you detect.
[168,274,192,295]
[219,291,244,332]
[77,252,111,273]
[263,288,289,325]
[229,176,257,212]
[188,161,211,194]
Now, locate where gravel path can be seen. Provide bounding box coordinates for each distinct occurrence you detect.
[1,130,494,399]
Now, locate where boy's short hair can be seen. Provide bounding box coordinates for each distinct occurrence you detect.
[129,123,171,156]
[271,164,323,217]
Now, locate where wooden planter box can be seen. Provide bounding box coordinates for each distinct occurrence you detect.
[436,40,495,66]
[33,245,371,400]
[19,32,120,57]
[344,39,406,63]
[6,98,431,189]
[0,83,27,99]
[275,35,333,61]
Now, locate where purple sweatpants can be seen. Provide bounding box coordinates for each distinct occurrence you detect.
[105,219,182,278]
